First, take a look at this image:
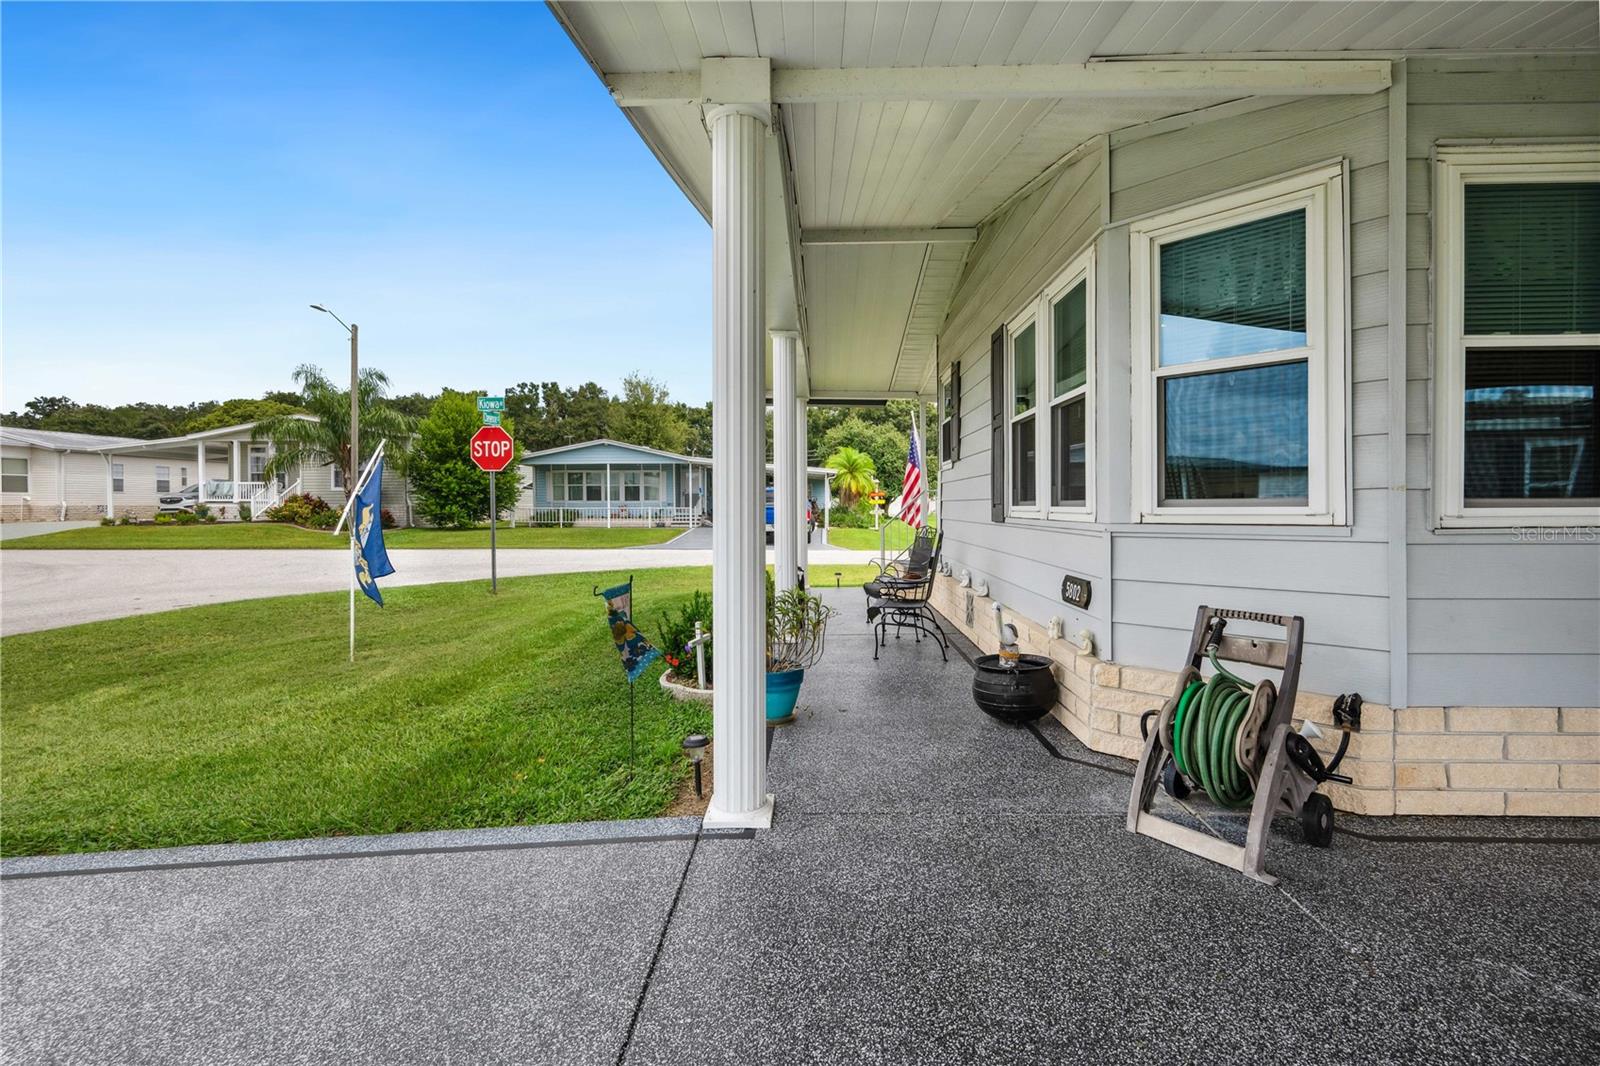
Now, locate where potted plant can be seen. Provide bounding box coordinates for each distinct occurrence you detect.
[766,581,834,724]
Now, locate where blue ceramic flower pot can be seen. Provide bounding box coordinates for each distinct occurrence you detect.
[766,668,804,723]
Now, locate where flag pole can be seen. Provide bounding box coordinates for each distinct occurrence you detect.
[335,440,388,663]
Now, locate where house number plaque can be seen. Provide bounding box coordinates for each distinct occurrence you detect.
[1060,573,1091,610]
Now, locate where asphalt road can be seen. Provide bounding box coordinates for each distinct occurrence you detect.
[0,543,875,636]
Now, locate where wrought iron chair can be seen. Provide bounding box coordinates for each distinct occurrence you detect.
[864,529,948,661]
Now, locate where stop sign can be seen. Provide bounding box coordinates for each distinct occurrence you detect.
[470,425,515,472]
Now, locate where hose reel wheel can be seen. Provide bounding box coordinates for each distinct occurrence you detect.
[1157,665,1202,756]
[1235,678,1277,787]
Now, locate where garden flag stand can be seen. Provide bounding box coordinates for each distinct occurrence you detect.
[333,440,393,662]
[596,575,661,765]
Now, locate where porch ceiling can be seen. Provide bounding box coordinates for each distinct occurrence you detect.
[551,2,1598,399]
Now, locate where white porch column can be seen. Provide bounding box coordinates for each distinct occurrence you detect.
[705,99,772,830]
[794,392,809,576]
[230,439,241,503]
[104,455,115,519]
[605,461,612,528]
[916,400,928,525]
[195,442,206,500]
[772,331,800,594]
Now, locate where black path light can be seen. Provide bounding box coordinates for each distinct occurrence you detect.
[682,734,709,798]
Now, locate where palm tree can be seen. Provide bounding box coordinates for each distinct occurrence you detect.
[825,446,876,508]
[254,364,413,489]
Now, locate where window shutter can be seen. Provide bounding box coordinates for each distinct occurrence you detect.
[951,360,962,463]
[990,327,1006,522]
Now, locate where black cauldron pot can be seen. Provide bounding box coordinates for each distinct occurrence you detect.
[972,654,1060,725]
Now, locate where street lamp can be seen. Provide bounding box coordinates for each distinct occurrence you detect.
[309,304,358,490]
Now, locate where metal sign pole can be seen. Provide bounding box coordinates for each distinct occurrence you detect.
[490,473,497,594]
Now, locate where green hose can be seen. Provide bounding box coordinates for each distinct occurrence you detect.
[1169,649,1258,808]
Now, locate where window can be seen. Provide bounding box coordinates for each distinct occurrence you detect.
[332,466,345,490]
[549,467,605,503]
[1004,247,1095,519]
[112,463,125,493]
[1,457,28,493]
[180,467,188,488]
[940,362,961,465]
[1435,145,1599,527]
[609,467,665,503]
[248,448,267,482]
[1131,164,1347,523]
[155,466,171,493]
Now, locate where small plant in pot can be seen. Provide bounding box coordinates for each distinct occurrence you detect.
[766,579,835,724]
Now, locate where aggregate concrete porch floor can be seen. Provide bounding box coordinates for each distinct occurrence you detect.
[3,589,1597,1064]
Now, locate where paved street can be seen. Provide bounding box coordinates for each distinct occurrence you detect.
[4,592,1597,1064]
[0,543,875,635]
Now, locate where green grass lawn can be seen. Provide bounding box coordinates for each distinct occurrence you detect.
[2,523,682,550]
[0,569,714,856]
[823,519,928,552]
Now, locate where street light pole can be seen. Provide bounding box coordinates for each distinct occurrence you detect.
[311,303,359,661]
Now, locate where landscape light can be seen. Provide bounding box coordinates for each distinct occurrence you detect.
[682,734,709,798]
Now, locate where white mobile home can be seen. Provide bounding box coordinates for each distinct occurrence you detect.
[0,419,412,523]
[553,1,1599,823]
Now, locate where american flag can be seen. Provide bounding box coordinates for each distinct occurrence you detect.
[899,417,925,530]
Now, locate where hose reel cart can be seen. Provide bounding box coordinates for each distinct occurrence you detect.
[1125,605,1361,886]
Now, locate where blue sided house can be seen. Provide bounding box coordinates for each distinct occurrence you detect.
[518,438,833,529]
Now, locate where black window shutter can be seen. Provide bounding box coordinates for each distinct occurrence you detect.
[989,327,1006,523]
[951,360,961,463]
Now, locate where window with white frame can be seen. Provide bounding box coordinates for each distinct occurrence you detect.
[1434,145,1598,527]
[1006,248,1095,518]
[1131,164,1347,524]
[550,467,605,503]
[155,465,171,493]
[1,457,28,493]
[248,447,267,482]
[331,466,345,490]
[111,463,125,493]
[180,466,188,488]
[939,362,960,466]
[609,466,663,503]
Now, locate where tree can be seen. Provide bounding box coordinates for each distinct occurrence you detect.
[611,372,688,453]
[254,364,414,489]
[409,390,522,528]
[182,398,303,434]
[825,446,876,507]
[819,416,903,495]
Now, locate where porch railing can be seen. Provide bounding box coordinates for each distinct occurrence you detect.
[513,504,702,529]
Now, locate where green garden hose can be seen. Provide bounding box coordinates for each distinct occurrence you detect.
[1169,649,1259,808]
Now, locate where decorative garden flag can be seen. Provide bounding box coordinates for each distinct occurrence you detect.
[602,579,661,682]
[898,416,926,529]
[354,457,395,606]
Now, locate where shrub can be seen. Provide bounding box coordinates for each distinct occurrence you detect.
[117,513,137,526]
[175,511,199,525]
[307,509,339,530]
[381,508,397,529]
[826,503,876,529]
[410,390,522,528]
[239,503,252,523]
[657,590,712,686]
[263,493,332,526]
[194,503,211,520]
[153,515,174,525]
[100,517,115,527]
[202,512,219,524]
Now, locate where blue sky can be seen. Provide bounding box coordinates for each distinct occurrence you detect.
[2,1,711,409]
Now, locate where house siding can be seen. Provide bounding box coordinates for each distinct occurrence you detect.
[932,56,1598,815]
[1403,55,1600,707]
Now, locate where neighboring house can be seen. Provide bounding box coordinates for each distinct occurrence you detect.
[518,437,833,527]
[553,2,1599,825]
[0,418,413,523]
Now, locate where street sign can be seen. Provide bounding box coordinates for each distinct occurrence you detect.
[470,425,515,472]
[477,396,505,414]
[480,411,501,427]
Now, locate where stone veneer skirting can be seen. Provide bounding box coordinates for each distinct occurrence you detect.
[931,575,1599,817]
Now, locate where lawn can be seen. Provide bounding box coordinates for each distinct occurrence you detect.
[0,569,713,856]
[2,523,682,550]
[823,519,928,552]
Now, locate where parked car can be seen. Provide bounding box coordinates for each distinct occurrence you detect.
[764,487,813,543]
[157,480,231,513]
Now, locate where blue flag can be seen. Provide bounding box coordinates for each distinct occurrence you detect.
[601,580,661,683]
[354,457,395,606]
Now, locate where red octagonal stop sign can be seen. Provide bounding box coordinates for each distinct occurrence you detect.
[470,425,515,472]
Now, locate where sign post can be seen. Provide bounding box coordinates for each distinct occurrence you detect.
[471,415,513,594]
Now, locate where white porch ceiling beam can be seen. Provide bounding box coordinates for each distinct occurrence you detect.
[609,60,1390,108]
[802,227,978,246]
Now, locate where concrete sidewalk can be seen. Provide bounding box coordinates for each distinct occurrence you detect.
[4,590,1596,1063]
[0,544,874,635]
